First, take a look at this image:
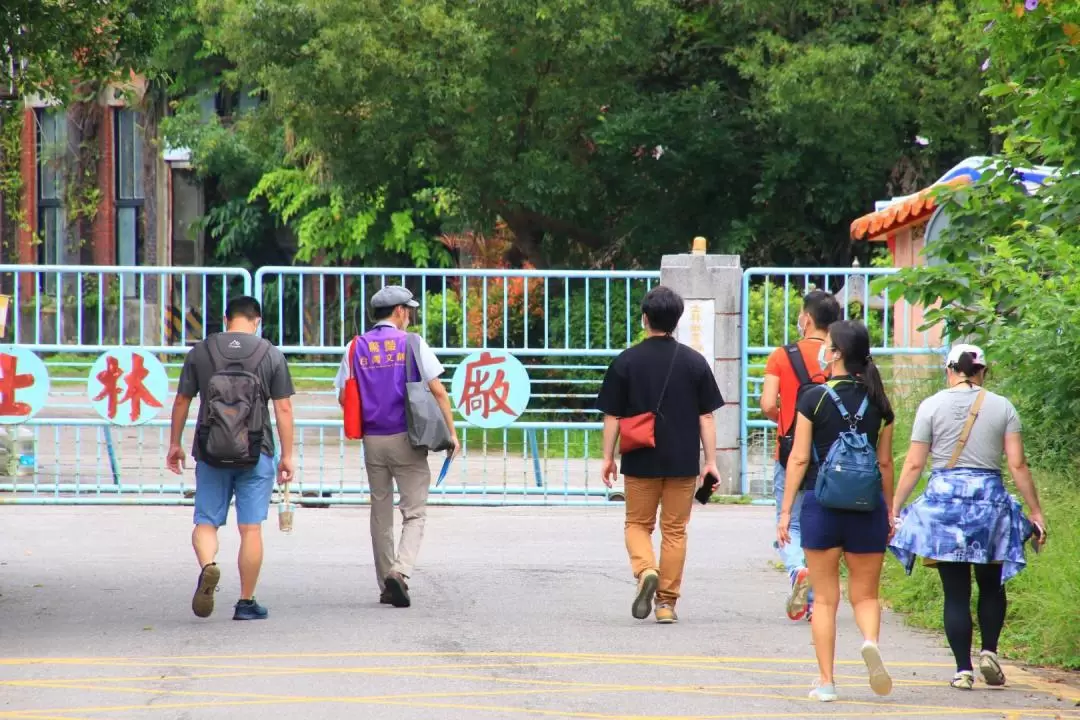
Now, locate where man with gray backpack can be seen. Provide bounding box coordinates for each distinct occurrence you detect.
[167,296,296,621]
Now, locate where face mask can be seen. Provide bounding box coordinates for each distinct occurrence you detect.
[817,345,833,370]
[641,317,646,330]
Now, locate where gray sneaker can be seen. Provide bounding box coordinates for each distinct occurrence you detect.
[191,563,220,619]
[979,650,1006,686]
[632,569,659,620]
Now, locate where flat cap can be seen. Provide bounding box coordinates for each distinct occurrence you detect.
[371,285,419,309]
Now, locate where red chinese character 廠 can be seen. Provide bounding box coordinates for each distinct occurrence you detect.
[458,352,514,419]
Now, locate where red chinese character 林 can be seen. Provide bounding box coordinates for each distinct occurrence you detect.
[457,352,514,420]
[94,354,162,422]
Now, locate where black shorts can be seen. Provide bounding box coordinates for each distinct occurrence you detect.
[800,489,889,553]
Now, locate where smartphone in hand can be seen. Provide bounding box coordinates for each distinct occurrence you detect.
[1032,522,1047,552]
[695,472,719,505]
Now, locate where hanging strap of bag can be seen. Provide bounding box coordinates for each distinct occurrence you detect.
[946,388,987,469]
[782,344,813,434]
[404,332,420,383]
[654,342,681,417]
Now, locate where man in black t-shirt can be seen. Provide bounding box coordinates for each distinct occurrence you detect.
[597,286,725,625]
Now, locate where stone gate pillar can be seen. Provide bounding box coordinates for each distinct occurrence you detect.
[661,239,742,494]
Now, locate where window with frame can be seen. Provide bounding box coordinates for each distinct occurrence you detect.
[115,108,144,297]
[36,108,70,275]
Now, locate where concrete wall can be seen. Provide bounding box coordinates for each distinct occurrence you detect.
[660,253,742,494]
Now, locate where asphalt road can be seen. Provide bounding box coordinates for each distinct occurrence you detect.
[1,505,1076,720]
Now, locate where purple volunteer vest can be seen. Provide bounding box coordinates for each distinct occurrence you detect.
[350,325,418,436]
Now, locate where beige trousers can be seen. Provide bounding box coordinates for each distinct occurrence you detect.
[624,476,697,606]
[362,432,431,589]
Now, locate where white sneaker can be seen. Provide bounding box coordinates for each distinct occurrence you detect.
[979,650,1006,686]
[808,682,838,702]
[861,640,893,696]
[950,671,975,690]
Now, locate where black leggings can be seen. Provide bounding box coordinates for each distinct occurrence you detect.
[937,562,1006,672]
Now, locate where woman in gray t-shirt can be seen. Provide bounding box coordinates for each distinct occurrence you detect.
[889,345,1045,691]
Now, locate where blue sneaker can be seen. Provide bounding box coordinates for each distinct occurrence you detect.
[233,598,268,621]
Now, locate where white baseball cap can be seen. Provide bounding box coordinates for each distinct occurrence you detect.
[945,343,986,369]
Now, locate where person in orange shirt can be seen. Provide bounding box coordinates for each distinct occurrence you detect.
[760,290,840,622]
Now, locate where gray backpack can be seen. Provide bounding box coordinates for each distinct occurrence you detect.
[195,335,272,469]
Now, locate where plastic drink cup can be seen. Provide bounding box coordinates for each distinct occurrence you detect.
[278,502,295,533]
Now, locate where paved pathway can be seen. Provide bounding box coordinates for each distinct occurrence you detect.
[1,505,1076,719]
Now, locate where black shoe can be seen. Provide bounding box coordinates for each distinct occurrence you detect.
[384,572,411,608]
[191,563,220,619]
[380,590,393,605]
[233,598,269,621]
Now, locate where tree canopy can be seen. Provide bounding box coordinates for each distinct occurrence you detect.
[158,0,993,269]
[887,0,1080,462]
[2,0,167,99]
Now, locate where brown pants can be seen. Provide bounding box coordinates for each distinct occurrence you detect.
[362,432,431,590]
[624,476,697,606]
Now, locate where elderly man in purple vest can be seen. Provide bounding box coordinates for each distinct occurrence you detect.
[336,286,459,608]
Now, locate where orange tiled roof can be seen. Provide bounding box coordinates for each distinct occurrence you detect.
[850,176,971,241]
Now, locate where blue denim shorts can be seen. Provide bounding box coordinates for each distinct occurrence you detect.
[800,489,889,554]
[193,454,276,527]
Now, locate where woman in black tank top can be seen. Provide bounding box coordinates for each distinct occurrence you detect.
[776,320,896,703]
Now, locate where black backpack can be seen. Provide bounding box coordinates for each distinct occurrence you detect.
[195,335,272,469]
[777,343,825,468]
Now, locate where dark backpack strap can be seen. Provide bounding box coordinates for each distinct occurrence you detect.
[784,344,813,386]
[654,342,681,415]
[204,335,227,372]
[243,338,273,375]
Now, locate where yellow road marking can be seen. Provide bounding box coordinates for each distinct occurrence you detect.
[0,651,958,668]
[1006,666,1080,703]
[0,658,615,686]
[1,651,1069,720]
[7,670,1072,719]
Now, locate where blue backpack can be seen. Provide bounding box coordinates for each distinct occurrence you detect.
[813,384,882,512]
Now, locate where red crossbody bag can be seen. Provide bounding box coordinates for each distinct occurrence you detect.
[618,342,680,454]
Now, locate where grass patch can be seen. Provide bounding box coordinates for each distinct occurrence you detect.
[41,353,344,392]
[462,427,601,460]
[710,494,753,505]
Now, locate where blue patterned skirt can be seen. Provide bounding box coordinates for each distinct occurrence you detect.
[889,468,1034,582]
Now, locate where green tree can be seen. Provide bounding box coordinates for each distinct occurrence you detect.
[2,0,167,99]
[192,0,992,270]
[198,0,676,267]
[883,0,1080,463]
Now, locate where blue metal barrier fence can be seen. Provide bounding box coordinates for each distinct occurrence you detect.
[739,266,948,499]
[0,264,661,506]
